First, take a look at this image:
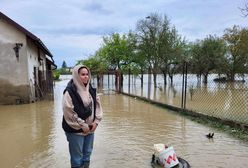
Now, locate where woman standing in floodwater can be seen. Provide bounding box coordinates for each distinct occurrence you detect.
[62,65,103,168]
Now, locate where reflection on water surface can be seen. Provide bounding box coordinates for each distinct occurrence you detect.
[0,79,248,168]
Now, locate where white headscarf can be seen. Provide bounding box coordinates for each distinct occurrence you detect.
[72,65,92,106]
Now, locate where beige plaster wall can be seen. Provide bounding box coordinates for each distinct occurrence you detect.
[0,17,30,104]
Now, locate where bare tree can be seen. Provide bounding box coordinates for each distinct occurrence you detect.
[240,3,248,17]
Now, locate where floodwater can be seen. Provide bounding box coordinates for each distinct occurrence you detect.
[0,78,248,168]
[118,74,248,124]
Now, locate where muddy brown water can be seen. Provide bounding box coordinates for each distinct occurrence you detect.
[119,74,248,125]
[0,79,248,168]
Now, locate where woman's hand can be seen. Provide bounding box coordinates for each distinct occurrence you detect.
[89,123,98,132]
[82,124,90,134]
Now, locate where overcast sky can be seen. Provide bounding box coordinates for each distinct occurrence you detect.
[0,0,247,67]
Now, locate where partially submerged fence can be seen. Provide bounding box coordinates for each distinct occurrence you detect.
[92,70,248,129]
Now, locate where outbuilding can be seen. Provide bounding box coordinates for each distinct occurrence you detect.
[0,12,57,104]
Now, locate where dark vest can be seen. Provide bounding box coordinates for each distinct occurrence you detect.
[62,79,97,133]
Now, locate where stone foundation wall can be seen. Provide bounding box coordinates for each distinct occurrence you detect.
[0,79,30,105]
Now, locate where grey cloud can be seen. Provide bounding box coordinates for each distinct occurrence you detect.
[81,2,112,15]
[33,26,120,36]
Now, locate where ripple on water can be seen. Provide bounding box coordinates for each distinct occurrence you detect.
[1,81,248,168]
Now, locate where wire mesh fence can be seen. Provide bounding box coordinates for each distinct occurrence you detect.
[185,78,248,125]
[97,72,248,127]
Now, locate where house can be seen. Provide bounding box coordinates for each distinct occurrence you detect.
[0,12,57,105]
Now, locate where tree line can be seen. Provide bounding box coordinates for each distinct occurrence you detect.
[76,13,248,87]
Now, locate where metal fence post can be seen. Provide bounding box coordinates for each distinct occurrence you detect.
[148,66,151,100]
[181,62,185,109]
[184,62,188,109]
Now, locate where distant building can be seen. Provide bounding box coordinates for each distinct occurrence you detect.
[0,12,57,105]
[65,67,73,73]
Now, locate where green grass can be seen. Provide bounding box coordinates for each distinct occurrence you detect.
[179,111,248,141]
[156,102,248,141]
[123,92,248,142]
